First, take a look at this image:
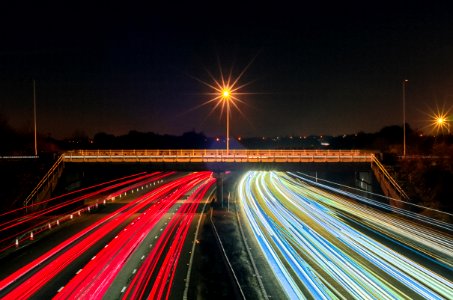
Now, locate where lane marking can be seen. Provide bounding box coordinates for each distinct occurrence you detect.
[57,286,65,293]
[121,286,127,293]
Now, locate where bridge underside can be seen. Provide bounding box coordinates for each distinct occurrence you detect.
[64,161,372,172]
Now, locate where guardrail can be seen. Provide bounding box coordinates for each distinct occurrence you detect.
[0,156,39,159]
[63,149,373,163]
[23,155,65,207]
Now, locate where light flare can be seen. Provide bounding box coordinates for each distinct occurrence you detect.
[419,103,452,135]
[184,57,260,128]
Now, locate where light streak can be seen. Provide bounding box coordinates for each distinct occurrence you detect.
[0,172,211,299]
[123,174,215,299]
[238,171,453,299]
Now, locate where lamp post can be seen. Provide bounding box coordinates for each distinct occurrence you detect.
[221,89,231,153]
[33,80,37,156]
[402,79,408,158]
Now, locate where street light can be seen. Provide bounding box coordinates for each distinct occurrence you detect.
[402,79,408,158]
[192,62,253,154]
[436,116,445,125]
[221,88,232,153]
[435,115,451,134]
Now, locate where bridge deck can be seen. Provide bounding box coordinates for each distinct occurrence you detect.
[63,149,374,163]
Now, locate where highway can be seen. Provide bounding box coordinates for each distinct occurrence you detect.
[0,172,164,253]
[238,171,453,300]
[0,171,215,299]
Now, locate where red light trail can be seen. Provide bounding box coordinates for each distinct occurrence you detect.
[0,172,215,299]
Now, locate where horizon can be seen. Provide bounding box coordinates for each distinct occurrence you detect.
[2,120,437,141]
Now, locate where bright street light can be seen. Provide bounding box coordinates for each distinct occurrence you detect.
[221,88,232,152]
[419,105,452,136]
[222,89,230,98]
[436,116,446,125]
[191,59,256,153]
[433,113,451,134]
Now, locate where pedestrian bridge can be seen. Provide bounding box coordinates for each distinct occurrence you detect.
[29,149,405,209]
[63,149,374,163]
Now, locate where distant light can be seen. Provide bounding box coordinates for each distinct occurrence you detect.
[238,136,241,141]
[216,137,220,142]
[436,117,445,125]
[430,110,450,134]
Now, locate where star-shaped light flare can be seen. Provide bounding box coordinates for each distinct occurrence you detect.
[420,104,452,135]
[187,58,257,151]
[193,60,256,121]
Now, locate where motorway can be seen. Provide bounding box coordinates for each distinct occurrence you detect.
[0,172,163,253]
[0,171,215,299]
[238,171,453,300]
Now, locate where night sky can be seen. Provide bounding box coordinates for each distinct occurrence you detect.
[1,3,452,139]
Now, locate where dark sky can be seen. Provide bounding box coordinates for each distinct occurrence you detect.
[1,2,452,139]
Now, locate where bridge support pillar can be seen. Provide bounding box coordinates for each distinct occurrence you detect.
[355,171,372,192]
[214,172,225,208]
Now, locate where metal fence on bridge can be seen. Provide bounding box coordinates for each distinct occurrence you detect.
[63,149,374,163]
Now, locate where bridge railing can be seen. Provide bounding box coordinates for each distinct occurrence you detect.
[24,154,65,208]
[370,154,409,200]
[63,149,373,163]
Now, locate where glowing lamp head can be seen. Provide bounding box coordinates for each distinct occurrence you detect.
[222,89,231,99]
[437,117,445,125]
